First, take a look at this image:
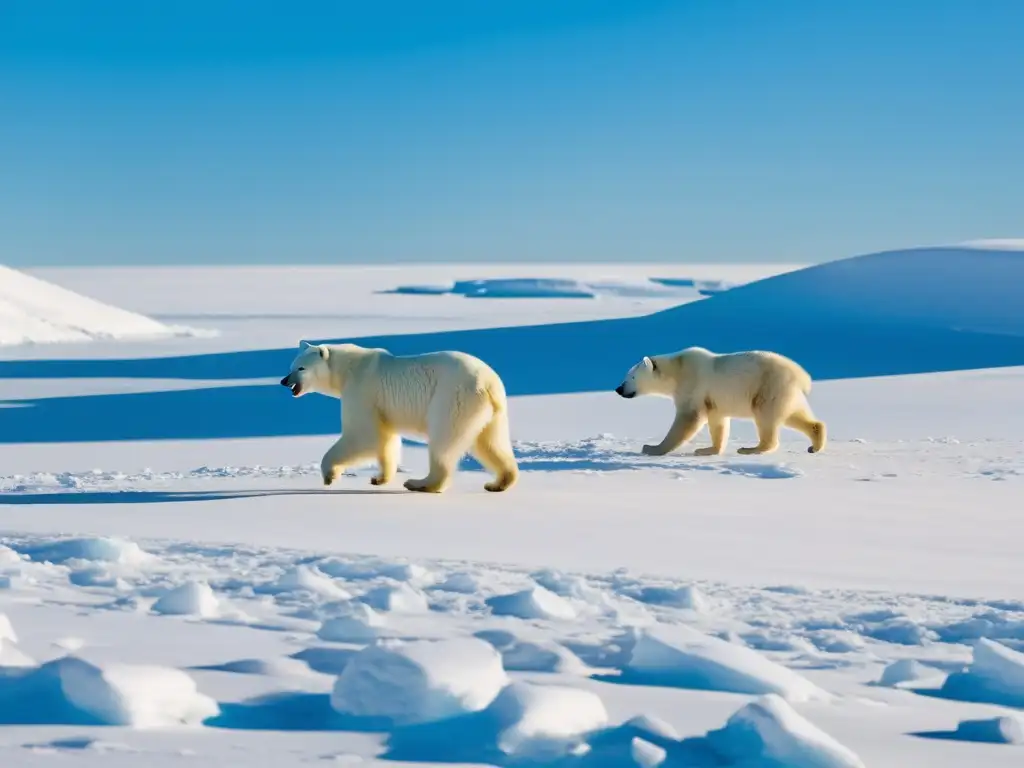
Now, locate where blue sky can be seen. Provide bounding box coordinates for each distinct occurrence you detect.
[1,0,1021,266]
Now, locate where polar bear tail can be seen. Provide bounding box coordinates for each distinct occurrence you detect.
[793,363,812,396]
[777,355,813,395]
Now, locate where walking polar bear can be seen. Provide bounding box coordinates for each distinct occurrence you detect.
[281,342,518,494]
[615,346,826,456]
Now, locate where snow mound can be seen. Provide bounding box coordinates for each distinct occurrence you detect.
[330,637,508,726]
[0,613,16,643]
[941,638,1024,706]
[489,681,608,759]
[0,545,23,566]
[436,571,481,594]
[623,714,681,741]
[256,566,351,600]
[15,537,154,567]
[951,714,1024,745]
[361,582,430,613]
[57,657,219,727]
[704,694,865,768]
[877,659,945,688]
[679,242,1024,340]
[475,631,590,675]
[152,582,220,618]
[210,657,315,678]
[317,602,388,643]
[486,585,578,621]
[384,277,728,300]
[625,625,829,702]
[0,264,208,346]
[0,638,35,668]
[633,584,708,611]
[631,737,668,767]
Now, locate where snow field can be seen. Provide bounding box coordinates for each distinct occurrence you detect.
[4,247,1024,765]
[18,531,1024,763]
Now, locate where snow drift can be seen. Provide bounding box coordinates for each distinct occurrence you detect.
[0,264,207,346]
[0,653,218,728]
[330,637,508,725]
[940,638,1024,707]
[704,694,866,768]
[489,681,608,759]
[57,657,219,727]
[624,625,829,702]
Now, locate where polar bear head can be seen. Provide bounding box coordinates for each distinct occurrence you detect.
[615,356,674,399]
[280,341,333,398]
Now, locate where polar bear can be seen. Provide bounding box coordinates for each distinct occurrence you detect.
[614,346,826,456]
[280,342,518,494]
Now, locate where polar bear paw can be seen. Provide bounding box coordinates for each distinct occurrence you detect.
[320,462,337,486]
[404,478,444,493]
[641,444,666,456]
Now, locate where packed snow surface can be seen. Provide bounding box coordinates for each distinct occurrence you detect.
[0,264,208,346]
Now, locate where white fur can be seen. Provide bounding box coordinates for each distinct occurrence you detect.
[615,346,827,456]
[282,342,518,494]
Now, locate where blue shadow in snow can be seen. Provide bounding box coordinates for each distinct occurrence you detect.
[204,689,724,767]
[0,488,404,505]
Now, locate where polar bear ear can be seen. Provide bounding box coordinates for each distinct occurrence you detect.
[318,345,330,360]
[642,356,656,371]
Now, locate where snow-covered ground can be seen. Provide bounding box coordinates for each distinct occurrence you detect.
[2,246,1024,766]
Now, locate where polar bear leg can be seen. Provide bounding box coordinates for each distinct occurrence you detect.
[405,394,492,494]
[321,433,377,485]
[471,413,519,493]
[643,409,706,456]
[785,410,827,454]
[738,412,782,455]
[371,430,402,486]
[694,415,730,456]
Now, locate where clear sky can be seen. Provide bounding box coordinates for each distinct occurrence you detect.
[1,0,1021,266]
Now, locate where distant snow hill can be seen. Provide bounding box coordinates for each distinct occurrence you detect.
[0,265,211,346]
[674,239,1024,338]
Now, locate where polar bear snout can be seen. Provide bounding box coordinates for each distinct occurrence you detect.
[615,383,636,399]
[280,373,303,397]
